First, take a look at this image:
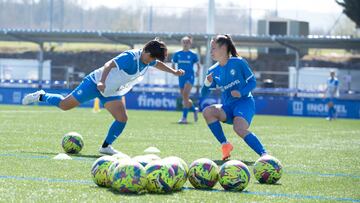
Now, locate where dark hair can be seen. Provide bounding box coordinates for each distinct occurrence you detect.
[213,34,238,57]
[143,38,168,62]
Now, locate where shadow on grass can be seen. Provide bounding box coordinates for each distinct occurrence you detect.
[213,159,255,166]
[253,182,282,186]
[20,150,102,159]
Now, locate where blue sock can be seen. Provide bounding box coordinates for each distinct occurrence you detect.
[244,132,267,156]
[208,121,227,144]
[190,104,195,111]
[328,107,333,118]
[182,108,189,119]
[331,107,336,118]
[103,121,126,146]
[41,93,64,107]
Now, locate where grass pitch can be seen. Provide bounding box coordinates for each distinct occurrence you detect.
[0,105,359,202]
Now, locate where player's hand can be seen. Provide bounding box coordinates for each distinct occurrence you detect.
[97,82,105,92]
[175,69,185,76]
[231,90,241,98]
[204,72,213,87]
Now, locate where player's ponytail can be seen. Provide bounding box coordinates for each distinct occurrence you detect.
[214,34,238,57]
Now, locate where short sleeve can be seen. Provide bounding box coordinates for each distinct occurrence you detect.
[193,53,199,63]
[172,52,178,63]
[113,52,132,71]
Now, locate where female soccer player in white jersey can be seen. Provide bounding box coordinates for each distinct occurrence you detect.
[201,35,267,160]
[325,70,339,120]
[22,39,184,155]
[172,36,201,124]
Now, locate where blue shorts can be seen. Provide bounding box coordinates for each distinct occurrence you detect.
[221,97,255,125]
[178,74,194,89]
[70,75,122,105]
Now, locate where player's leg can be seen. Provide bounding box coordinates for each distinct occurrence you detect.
[327,100,334,120]
[22,76,94,111]
[183,82,199,122]
[232,100,267,156]
[202,104,233,160]
[99,97,127,155]
[181,83,192,123]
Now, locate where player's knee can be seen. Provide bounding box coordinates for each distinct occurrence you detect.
[115,114,128,122]
[202,106,214,119]
[233,126,248,137]
[59,102,73,111]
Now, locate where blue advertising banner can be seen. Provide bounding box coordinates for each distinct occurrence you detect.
[1,87,359,119]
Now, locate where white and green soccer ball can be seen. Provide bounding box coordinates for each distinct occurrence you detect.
[112,152,131,161]
[145,159,175,193]
[162,156,188,191]
[188,158,219,189]
[91,155,117,187]
[132,155,153,167]
[219,160,250,191]
[61,132,84,154]
[112,159,147,193]
[253,155,283,184]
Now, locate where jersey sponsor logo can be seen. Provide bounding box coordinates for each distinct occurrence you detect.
[177,60,191,64]
[221,80,240,91]
[187,55,191,59]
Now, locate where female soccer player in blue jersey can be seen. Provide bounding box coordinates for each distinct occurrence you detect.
[172,36,201,124]
[22,39,184,155]
[201,35,267,160]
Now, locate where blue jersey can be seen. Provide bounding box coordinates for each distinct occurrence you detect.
[201,57,256,105]
[172,50,199,76]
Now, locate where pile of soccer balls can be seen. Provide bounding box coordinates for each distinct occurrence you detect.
[61,132,283,194]
[91,154,283,194]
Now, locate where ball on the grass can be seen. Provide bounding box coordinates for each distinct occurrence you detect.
[219,160,250,191]
[162,156,188,191]
[112,159,147,193]
[188,158,219,189]
[145,159,175,193]
[132,155,153,167]
[61,132,84,154]
[253,155,283,184]
[91,155,117,187]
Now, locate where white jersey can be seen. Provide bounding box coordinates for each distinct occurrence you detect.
[326,77,339,98]
[90,49,156,97]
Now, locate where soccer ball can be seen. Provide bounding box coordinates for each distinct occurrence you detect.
[145,159,175,193]
[91,155,117,187]
[112,152,131,160]
[162,156,188,191]
[61,132,84,154]
[253,155,283,184]
[219,160,250,191]
[112,159,147,193]
[188,158,219,189]
[107,160,120,185]
[143,154,161,162]
[132,155,153,167]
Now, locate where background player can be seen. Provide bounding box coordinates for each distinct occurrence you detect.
[201,34,267,160]
[22,39,184,155]
[325,70,339,120]
[172,36,201,124]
